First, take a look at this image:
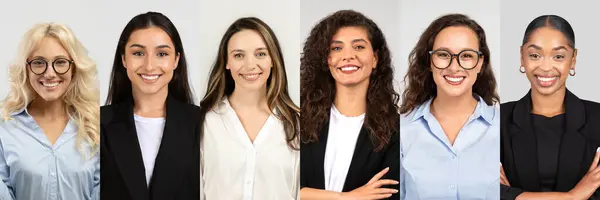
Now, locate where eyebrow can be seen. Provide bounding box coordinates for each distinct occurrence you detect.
[129,44,172,49]
[29,55,69,60]
[526,44,568,51]
[331,39,369,44]
[432,47,477,53]
[229,47,268,54]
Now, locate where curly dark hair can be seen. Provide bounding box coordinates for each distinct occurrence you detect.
[400,14,499,114]
[300,10,399,151]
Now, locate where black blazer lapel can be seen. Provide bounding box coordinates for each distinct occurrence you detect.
[555,89,587,191]
[313,120,329,190]
[105,100,149,200]
[343,127,372,192]
[510,91,541,191]
[149,96,200,199]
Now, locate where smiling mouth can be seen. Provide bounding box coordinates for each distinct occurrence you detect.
[139,74,161,82]
[444,75,465,85]
[40,81,62,88]
[240,73,262,81]
[535,75,558,87]
[337,65,360,73]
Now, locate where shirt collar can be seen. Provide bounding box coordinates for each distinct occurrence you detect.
[411,94,495,124]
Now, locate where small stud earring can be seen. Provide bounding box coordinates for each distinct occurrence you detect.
[519,66,525,73]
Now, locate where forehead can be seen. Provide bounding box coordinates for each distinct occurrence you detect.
[127,26,175,47]
[331,26,370,42]
[227,29,267,50]
[524,27,572,49]
[433,26,480,52]
[30,36,70,59]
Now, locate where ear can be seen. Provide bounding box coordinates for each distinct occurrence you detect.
[519,46,525,68]
[372,50,378,69]
[121,54,127,68]
[571,48,578,70]
[174,52,180,69]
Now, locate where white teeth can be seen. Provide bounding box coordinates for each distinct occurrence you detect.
[42,82,59,87]
[141,75,159,80]
[537,76,556,82]
[242,73,260,80]
[444,76,464,82]
[340,66,359,71]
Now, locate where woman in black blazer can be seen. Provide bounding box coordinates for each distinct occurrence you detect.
[100,12,200,200]
[299,10,400,200]
[501,15,600,200]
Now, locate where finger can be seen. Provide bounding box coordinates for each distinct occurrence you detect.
[589,147,600,172]
[372,188,398,194]
[368,167,390,184]
[370,193,393,200]
[371,179,399,188]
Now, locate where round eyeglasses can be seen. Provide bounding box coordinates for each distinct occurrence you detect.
[429,49,483,70]
[26,58,73,75]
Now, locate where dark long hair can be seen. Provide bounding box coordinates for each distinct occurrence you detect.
[400,14,499,114]
[105,11,194,105]
[199,17,300,149]
[522,15,575,47]
[300,10,399,151]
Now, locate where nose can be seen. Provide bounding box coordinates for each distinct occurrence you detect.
[447,56,463,72]
[243,55,258,70]
[539,57,553,71]
[42,65,57,78]
[144,55,155,71]
[342,48,356,61]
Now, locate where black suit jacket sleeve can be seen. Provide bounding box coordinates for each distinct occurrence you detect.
[500,185,525,200]
[381,131,400,200]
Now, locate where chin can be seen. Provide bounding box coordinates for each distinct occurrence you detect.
[438,86,470,98]
[533,86,561,96]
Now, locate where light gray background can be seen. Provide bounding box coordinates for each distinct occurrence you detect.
[198,0,300,105]
[300,0,401,94]
[0,0,300,106]
[500,0,599,102]
[398,0,501,104]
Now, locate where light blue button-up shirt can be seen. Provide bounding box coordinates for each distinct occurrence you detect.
[0,108,99,200]
[400,96,499,200]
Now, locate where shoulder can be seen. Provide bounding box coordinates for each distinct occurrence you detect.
[500,101,517,114]
[100,104,116,125]
[582,99,600,121]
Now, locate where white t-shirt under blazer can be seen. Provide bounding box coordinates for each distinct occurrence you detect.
[201,98,300,200]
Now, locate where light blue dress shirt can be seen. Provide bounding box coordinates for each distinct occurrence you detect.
[400,96,499,200]
[0,108,99,200]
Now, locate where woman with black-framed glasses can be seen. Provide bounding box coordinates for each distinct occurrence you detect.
[400,14,500,199]
[0,23,100,200]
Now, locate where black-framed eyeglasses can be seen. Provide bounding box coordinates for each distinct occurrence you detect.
[428,49,483,70]
[26,58,73,75]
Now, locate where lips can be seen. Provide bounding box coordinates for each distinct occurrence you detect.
[337,64,360,74]
[240,72,262,81]
[40,81,61,88]
[535,75,558,87]
[139,74,161,83]
[444,75,465,85]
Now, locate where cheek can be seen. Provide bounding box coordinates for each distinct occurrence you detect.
[327,54,339,68]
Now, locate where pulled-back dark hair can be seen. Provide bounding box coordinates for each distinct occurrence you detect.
[522,15,575,48]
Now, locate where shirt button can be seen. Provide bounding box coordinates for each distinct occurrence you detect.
[450,184,455,189]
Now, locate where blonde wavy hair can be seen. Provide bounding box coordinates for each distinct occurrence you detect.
[1,23,99,154]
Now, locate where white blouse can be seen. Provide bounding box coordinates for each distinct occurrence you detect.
[201,98,300,200]
[323,105,365,192]
[134,114,165,186]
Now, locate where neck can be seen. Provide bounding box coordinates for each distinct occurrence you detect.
[229,86,269,110]
[431,90,478,116]
[531,87,566,117]
[333,81,368,117]
[132,88,168,118]
[28,97,68,120]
